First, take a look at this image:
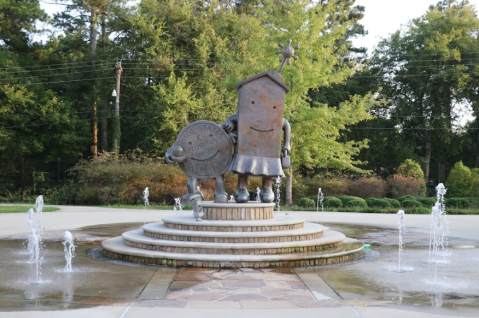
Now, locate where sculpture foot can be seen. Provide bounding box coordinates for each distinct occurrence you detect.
[235,188,249,203]
[214,192,228,203]
[183,191,204,205]
[260,190,274,203]
[195,218,202,222]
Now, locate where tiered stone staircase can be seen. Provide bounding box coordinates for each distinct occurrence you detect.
[102,202,363,268]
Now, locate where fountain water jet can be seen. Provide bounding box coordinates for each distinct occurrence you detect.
[316,188,324,212]
[26,195,45,284]
[428,183,449,264]
[274,175,281,212]
[142,187,149,224]
[391,209,412,273]
[62,231,76,272]
[174,197,183,214]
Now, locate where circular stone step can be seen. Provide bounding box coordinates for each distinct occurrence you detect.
[142,222,325,243]
[161,215,305,232]
[102,235,364,268]
[122,228,345,255]
[201,202,275,220]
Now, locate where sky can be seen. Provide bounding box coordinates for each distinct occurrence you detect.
[353,0,479,54]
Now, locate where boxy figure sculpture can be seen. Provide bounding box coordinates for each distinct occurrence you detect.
[223,39,298,203]
[165,39,298,219]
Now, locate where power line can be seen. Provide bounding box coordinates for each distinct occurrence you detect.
[0,76,116,86]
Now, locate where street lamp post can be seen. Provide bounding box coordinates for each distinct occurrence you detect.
[112,61,122,154]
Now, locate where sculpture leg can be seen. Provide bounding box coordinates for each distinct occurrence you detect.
[183,177,204,221]
[235,174,249,203]
[183,177,204,204]
[260,177,274,203]
[214,174,228,203]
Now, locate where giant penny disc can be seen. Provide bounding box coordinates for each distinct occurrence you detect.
[174,120,232,179]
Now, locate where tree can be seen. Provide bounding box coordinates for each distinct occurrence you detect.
[397,159,425,179]
[445,161,472,197]
[0,0,46,52]
[370,0,479,182]
[53,0,127,155]
[108,0,376,204]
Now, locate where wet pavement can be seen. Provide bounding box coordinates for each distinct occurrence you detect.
[0,206,478,317]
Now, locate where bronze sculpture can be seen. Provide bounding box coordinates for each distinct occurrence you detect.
[166,39,298,217]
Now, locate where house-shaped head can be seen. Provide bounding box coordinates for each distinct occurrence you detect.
[235,70,291,158]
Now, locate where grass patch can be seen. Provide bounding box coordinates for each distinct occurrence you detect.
[0,206,60,213]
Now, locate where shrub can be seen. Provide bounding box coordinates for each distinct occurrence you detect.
[348,176,387,199]
[51,151,191,205]
[302,174,352,198]
[346,199,368,207]
[397,159,425,179]
[405,207,431,214]
[445,161,472,197]
[463,197,479,208]
[383,198,401,208]
[401,199,421,208]
[308,195,319,204]
[323,196,343,208]
[298,198,316,208]
[398,195,418,202]
[446,198,472,209]
[471,169,479,197]
[388,175,426,198]
[366,198,392,208]
[338,195,363,206]
[416,197,436,207]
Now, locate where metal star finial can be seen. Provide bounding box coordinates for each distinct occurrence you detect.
[275,39,299,73]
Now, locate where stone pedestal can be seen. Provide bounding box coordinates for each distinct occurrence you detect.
[202,202,274,220]
[102,202,364,268]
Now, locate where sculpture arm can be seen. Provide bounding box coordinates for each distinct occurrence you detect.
[282,118,291,155]
[165,146,186,164]
[222,114,238,132]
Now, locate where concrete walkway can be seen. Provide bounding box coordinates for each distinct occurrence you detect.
[0,205,478,318]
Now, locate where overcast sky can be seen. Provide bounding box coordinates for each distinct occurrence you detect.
[353,0,479,54]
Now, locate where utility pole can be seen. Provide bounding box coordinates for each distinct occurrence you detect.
[112,61,122,154]
[91,7,99,157]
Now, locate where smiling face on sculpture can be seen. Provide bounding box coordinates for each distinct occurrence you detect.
[236,75,285,158]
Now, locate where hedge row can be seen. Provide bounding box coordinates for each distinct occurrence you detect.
[299,195,479,209]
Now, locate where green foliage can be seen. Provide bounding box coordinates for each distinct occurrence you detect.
[445,161,472,197]
[365,198,391,208]
[383,198,401,208]
[323,196,343,208]
[403,207,431,214]
[471,169,479,197]
[397,159,424,179]
[369,1,479,180]
[345,199,367,207]
[0,206,59,213]
[398,195,419,202]
[446,198,472,209]
[338,195,365,206]
[416,197,437,207]
[401,199,421,208]
[0,0,47,51]
[298,198,315,208]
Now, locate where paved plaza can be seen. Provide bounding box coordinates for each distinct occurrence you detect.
[0,205,478,318]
